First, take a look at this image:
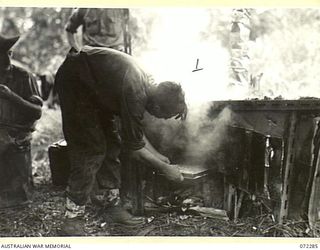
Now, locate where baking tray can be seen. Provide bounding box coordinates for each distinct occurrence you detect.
[179,164,210,180]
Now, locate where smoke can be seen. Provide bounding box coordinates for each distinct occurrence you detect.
[143,103,234,169]
[135,8,239,167]
[182,105,232,167]
[136,8,320,174]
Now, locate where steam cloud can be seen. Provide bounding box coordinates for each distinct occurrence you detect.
[136,9,237,168]
[143,105,234,169]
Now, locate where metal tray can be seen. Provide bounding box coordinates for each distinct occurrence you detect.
[179,164,210,180]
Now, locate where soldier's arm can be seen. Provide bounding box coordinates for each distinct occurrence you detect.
[65,8,86,51]
[131,146,183,183]
[143,134,170,164]
[66,32,81,52]
[0,84,42,120]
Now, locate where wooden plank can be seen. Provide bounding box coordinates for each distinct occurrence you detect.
[233,188,238,222]
[300,118,319,220]
[240,130,252,191]
[223,178,236,218]
[202,180,213,207]
[234,190,245,221]
[130,162,145,216]
[223,177,229,211]
[210,100,320,113]
[308,137,320,232]
[279,111,298,224]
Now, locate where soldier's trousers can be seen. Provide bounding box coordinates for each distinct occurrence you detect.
[55,53,121,206]
[0,130,32,208]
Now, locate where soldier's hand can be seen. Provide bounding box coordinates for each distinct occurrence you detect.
[157,154,170,164]
[161,164,184,182]
[0,84,12,99]
[67,47,81,58]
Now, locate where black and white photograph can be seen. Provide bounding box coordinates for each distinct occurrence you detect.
[0,6,320,240]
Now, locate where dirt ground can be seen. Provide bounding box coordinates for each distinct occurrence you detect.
[0,107,318,237]
[0,183,315,237]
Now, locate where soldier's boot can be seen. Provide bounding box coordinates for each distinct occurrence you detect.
[105,206,145,226]
[58,197,86,236]
[103,189,145,226]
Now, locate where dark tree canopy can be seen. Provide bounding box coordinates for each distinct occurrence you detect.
[0,7,73,74]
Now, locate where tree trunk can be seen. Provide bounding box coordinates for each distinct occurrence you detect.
[229,9,252,89]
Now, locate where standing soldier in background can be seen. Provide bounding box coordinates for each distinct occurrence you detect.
[0,34,42,208]
[65,8,129,52]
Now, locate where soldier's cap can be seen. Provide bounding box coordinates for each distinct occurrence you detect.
[0,34,20,52]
